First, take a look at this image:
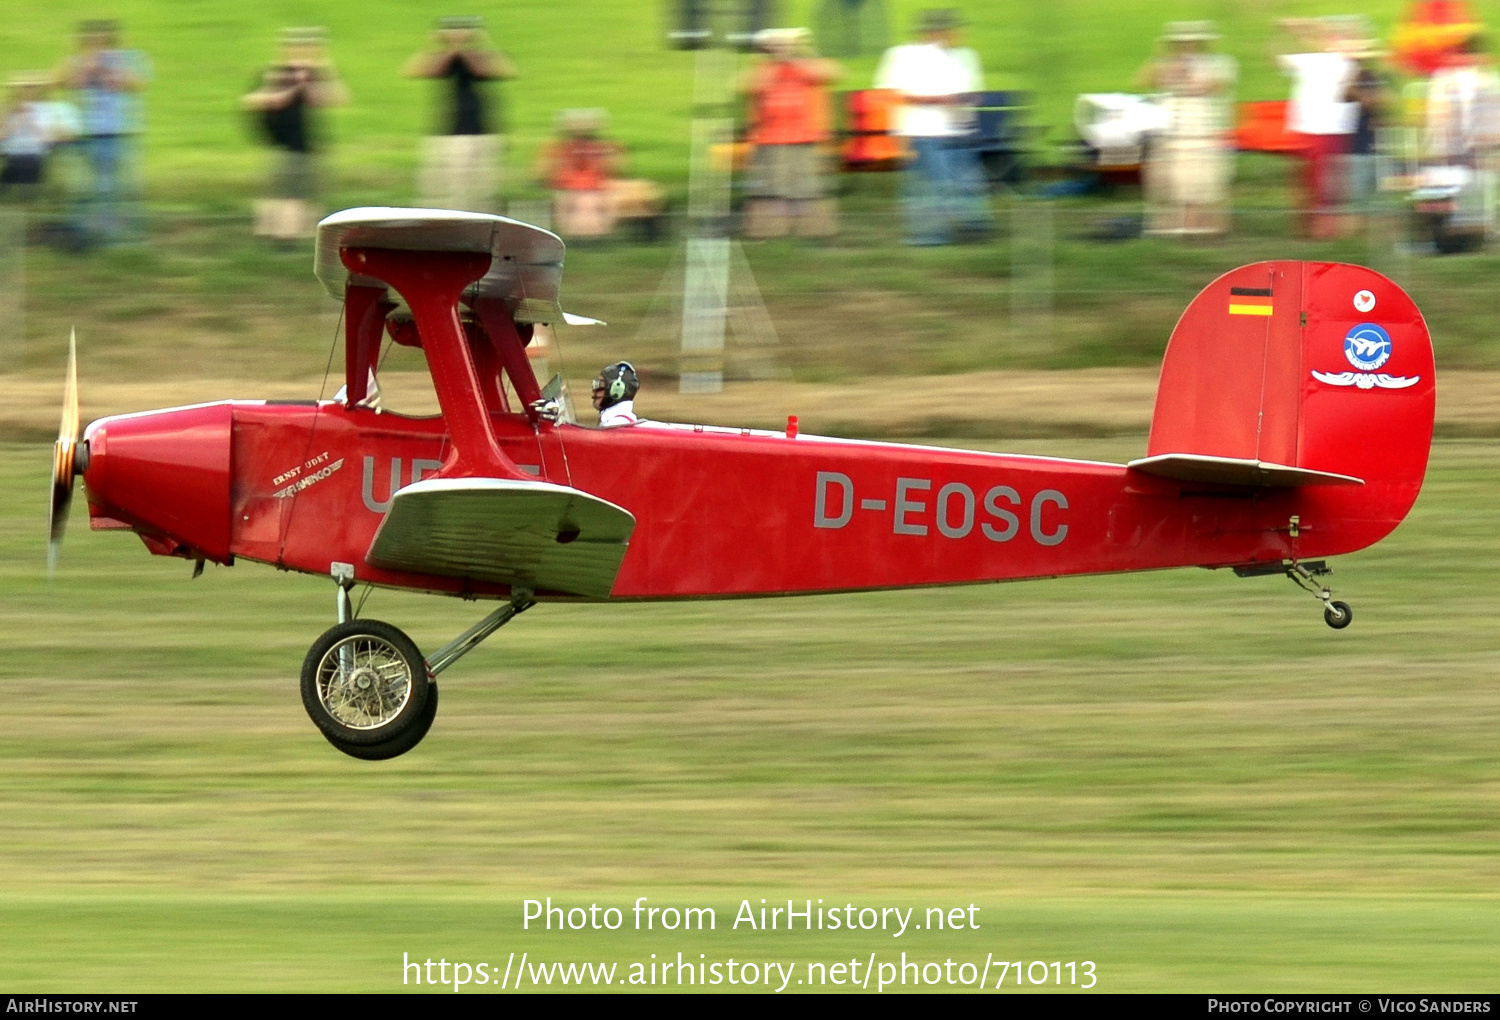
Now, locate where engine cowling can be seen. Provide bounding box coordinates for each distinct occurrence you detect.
[83,402,234,563]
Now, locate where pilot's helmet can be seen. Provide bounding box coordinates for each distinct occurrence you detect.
[592,361,639,410]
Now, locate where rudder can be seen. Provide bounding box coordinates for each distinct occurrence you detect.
[1132,261,1435,548]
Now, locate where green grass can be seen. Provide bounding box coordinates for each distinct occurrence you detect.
[2,896,1497,991]
[0,0,1440,197]
[3,438,1499,990]
[6,1,1500,381]
[3,4,1499,988]
[11,183,1500,389]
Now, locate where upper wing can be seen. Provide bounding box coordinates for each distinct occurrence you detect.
[316,207,580,324]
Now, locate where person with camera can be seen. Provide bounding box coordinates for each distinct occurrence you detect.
[243,28,348,241]
[405,16,516,213]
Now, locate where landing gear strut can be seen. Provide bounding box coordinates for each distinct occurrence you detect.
[301,563,536,759]
[1234,559,1353,629]
[1286,560,1352,630]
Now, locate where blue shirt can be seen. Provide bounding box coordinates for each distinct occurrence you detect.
[77,49,150,136]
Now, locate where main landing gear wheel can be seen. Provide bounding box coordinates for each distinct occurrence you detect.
[304,570,535,760]
[321,682,439,760]
[1323,600,1353,630]
[301,620,431,746]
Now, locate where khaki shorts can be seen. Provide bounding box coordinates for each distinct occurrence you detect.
[418,134,502,213]
[1153,137,1229,205]
[750,143,827,201]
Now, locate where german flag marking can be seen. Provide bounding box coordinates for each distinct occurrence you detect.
[1229,287,1273,316]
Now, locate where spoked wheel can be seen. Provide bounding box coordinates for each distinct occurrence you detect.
[301,620,431,746]
[321,683,439,761]
[1323,601,1353,630]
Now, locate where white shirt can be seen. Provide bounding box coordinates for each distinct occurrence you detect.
[1425,65,1500,159]
[599,400,638,428]
[874,43,983,137]
[0,104,48,157]
[1279,52,1357,135]
[36,101,82,143]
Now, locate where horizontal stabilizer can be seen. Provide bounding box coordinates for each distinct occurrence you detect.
[1127,454,1364,487]
[366,478,636,598]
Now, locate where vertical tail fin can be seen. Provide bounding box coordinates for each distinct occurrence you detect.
[1131,261,1435,549]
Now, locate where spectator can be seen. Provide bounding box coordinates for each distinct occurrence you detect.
[56,19,149,245]
[607,176,668,242]
[32,79,83,158]
[0,75,55,201]
[1138,22,1237,237]
[1344,40,1393,229]
[404,16,514,213]
[874,8,991,246]
[538,109,623,238]
[1276,17,1358,239]
[243,28,348,241]
[1424,36,1500,167]
[1414,35,1500,249]
[741,27,841,238]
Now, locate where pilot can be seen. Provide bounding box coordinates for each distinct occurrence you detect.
[592,361,640,427]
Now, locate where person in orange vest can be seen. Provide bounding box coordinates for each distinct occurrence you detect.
[741,28,841,238]
[539,108,623,238]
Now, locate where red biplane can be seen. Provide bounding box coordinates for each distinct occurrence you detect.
[48,209,1435,759]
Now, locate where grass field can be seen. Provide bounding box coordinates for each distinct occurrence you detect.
[3,0,1500,993]
[2,437,1498,991]
[5,1,1500,383]
[0,0,1442,195]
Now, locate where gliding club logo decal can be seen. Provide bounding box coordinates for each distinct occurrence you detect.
[1343,323,1391,370]
[1311,323,1421,391]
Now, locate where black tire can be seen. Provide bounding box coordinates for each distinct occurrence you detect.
[322,682,439,761]
[300,620,430,745]
[1324,601,1353,630]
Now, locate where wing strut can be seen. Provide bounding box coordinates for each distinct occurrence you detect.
[343,284,393,407]
[339,246,529,481]
[475,297,543,414]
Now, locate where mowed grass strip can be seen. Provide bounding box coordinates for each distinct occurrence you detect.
[1,438,1499,988]
[1,895,1498,992]
[14,198,1500,384]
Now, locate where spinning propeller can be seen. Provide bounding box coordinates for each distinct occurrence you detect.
[48,329,84,577]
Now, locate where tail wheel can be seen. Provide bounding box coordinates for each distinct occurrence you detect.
[1323,601,1353,630]
[301,620,430,745]
[321,683,439,761]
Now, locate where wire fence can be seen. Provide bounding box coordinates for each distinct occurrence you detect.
[1,194,1496,377]
[0,210,23,365]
